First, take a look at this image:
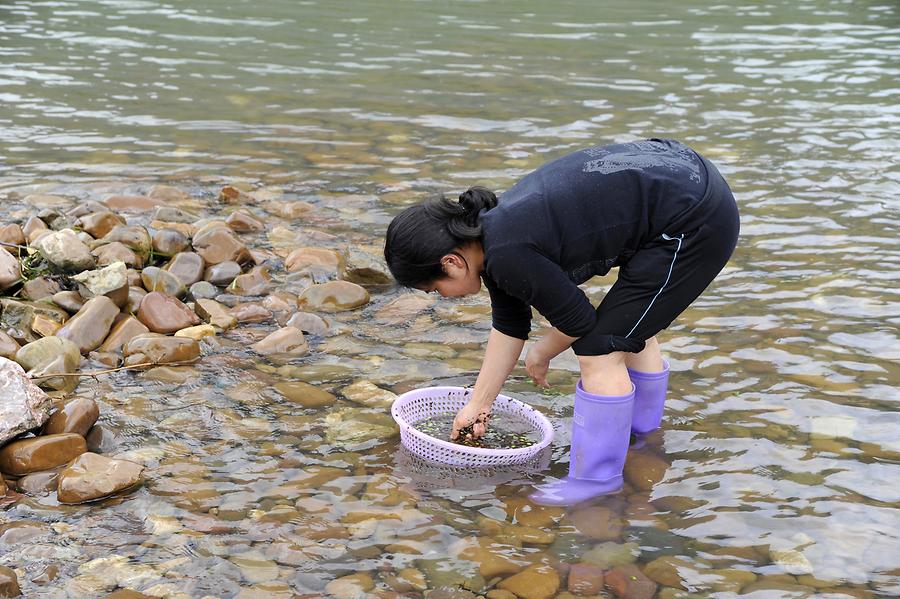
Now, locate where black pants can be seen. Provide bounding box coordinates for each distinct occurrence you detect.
[575,157,741,355]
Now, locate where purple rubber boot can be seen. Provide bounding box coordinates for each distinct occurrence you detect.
[530,380,634,506]
[629,360,669,434]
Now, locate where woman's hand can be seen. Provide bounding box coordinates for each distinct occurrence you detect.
[451,398,493,441]
[525,346,550,388]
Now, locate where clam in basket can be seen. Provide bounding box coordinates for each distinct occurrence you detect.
[391,386,554,467]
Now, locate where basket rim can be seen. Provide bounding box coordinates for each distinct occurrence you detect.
[391,385,554,458]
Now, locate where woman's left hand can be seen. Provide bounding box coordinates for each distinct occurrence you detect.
[451,398,493,441]
[525,347,550,388]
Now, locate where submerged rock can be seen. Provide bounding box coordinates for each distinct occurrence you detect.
[298,281,369,312]
[606,564,657,599]
[341,380,396,409]
[194,298,238,330]
[229,265,271,296]
[497,565,560,599]
[122,333,200,367]
[0,433,87,476]
[225,210,264,232]
[15,470,60,495]
[251,327,308,356]
[285,311,328,336]
[55,296,120,354]
[57,452,144,504]
[274,381,335,408]
[0,357,52,446]
[136,292,199,333]
[285,247,344,277]
[324,407,398,449]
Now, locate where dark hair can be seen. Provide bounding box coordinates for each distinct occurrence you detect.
[384,186,498,288]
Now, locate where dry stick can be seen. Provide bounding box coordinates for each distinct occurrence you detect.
[29,359,201,379]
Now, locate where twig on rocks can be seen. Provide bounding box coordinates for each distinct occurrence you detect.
[29,359,200,379]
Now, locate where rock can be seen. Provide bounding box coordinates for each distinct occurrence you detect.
[136,292,199,333]
[285,311,328,336]
[67,200,107,219]
[103,194,163,212]
[148,184,187,202]
[0,333,18,360]
[152,205,196,223]
[769,548,813,575]
[324,573,374,599]
[204,260,242,286]
[643,556,696,589]
[226,210,264,232]
[251,327,308,356]
[229,265,271,296]
[15,470,60,495]
[298,280,369,312]
[285,247,344,277]
[0,357,52,446]
[85,425,119,453]
[31,564,59,585]
[93,241,141,268]
[263,291,298,315]
[341,380,396,409]
[188,281,218,301]
[0,250,18,291]
[0,224,26,251]
[55,296,120,354]
[0,298,68,344]
[324,407,398,449]
[152,228,190,257]
[74,211,125,239]
[264,199,313,219]
[140,266,186,298]
[34,229,95,273]
[44,397,100,436]
[192,224,250,265]
[566,505,624,541]
[230,302,272,323]
[123,333,200,367]
[164,252,205,286]
[174,324,215,341]
[623,526,685,561]
[218,185,256,205]
[30,313,62,337]
[345,246,392,286]
[52,290,85,313]
[23,216,48,243]
[606,564,657,599]
[568,563,604,595]
[454,537,523,578]
[194,298,238,330]
[100,225,152,261]
[581,541,639,569]
[57,452,144,504]
[0,520,50,545]
[497,565,560,599]
[0,474,5,496]
[15,336,81,375]
[20,277,61,301]
[71,261,129,307]
[125,286,147,313]
[274,381,335,408]
[105,589,154,598]
[0,566,20,598]
[99,316,150,353]
[383,568,427,593]
[0,433,86,476]
[623,451,669,492]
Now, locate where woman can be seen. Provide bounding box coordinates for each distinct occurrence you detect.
[384,138,739,505]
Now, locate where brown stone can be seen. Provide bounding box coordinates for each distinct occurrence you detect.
[44,397,100,437]
[31,564,59,585]
[136,292,199,333]
[284,312,328,336]
[623,451,669,492]
[23,215,48,243]
[204,260,242,286]
[0,333,18,360]
[148,184,187,203]
[455,537,523,579]
[152,228,190,257]
[226,210,264,232]
[55,296,120,354]
[103,194,163,212]
[497,564,560,599]
[251,327,308,356]
[15,470,60,495]
[174,324,215,341]
[229,265,271,296]
[20,277,61,301]
[0,565,20,598]
[218,185,255,204]
[100,316,150,353]
[140,266,186,298]
[192,224,250,265]
[285,247,344,275]
[33,229,95,273]
[51,290,85,314]
[231,302,272,323]
[0,224,26,251]
[100,225,152,258]
[30,313,61,337]
[93,241,141,268]
[264,199,314,219]
[0,433,87,476]
[606,564,657,599]
[298,280,369,312]
[568,563,604,595]
[0,250,19,291]
[263,291,298,315]
[195,298,238,330]
[149,220,196,237]
[105,589,154,599]
[57,452,144,504]
[0,473,5,496]
[565,505,624,541]
[122,333,200,367]
[164,252,205,286]
[274,382,335,408]
[75,211,125,239]
[126,286,147,314]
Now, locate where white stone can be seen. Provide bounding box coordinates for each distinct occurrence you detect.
[0,357,52,445]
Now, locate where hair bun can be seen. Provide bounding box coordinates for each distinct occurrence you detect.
[458,186,498,218]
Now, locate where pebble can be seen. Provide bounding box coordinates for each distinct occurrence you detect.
[225,210,264,232]
[174,324,216,341]
[57,452,144,504]
[122,333,200,367]
[623,450,670,491]
[497,565,560,599]
[44,397,100,436]
[0,433,87,476]
[0,333,17,360]
[298,280,369,312]
[136,292,200,333]
[93,241,141,268]
[99,316,151,353]
[251,327,308,356]
[152,228,190,257]
[188,280,219,301]
[606,564,657,599]
[581,541,640,569]
[15,336,81,375]
[21,277,61,301]
[284,247,344,276]
[0,566,20,598]
[273,381,335,408]
[341,380,396,409]
[229,550,280,584]
[141,265,187,298]
[0,223,25,248]
[204,260,242,286]
[15,470,60,495]
[643,555,696,589]
[165,251,205,286]
[324,573,375,599]
[565,505,624,541]
[231,302,272,323]
[55,296,120,353]
[34,229,96,273]
[195,298,238,330]
[229,265,272,296]
[568,563,605,595]
[71,261,129,307]
[284,311,328,336]
[51,290,85,314]
[192,224,250,265]
[100,225,152,260]
[74,211,124,238]
[103,194,162,212]
[0,251,19,291]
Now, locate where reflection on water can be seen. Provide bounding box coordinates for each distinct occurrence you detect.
[0,0,898,596]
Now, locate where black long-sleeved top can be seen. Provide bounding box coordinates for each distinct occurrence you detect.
[480,138,712,349]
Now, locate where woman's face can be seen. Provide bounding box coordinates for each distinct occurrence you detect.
[422,251,482,297]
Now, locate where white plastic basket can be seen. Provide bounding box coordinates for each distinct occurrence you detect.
[391,386,554,467]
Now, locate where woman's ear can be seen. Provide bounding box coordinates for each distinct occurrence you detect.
[440,252,466,273]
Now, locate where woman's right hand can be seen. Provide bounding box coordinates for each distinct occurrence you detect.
[525,347,550,388]
[451,398,493,441]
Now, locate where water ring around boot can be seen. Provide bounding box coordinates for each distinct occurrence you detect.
[391,386,554,468]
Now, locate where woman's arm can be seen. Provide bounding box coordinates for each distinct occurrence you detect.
[451,327,525,440]
[525,327,578,387]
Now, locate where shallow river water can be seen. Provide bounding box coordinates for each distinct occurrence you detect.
[1,0,898,597]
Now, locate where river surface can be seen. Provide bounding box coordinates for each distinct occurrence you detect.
[1,0,898,597]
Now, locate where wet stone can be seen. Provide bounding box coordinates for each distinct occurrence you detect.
[44,397,100,436]
[624,451,670,491]
[123,333,200,367]
[251,327,308,356]
[174,324,216,341]
[21,277,61,301]
[324,573,375,599]
[103,194,163,212]
[643,556,696,589]
[86,425,120,453]
[152,228,190,257]
[285,311,328,336]
[229,265,272,296]
[195,298,238,330]
[15,335,80,374]
[192,224,250,265]
[23,215,48,243]
[100,225,152,259]
[226,209,264,232]
[57,452,144,504]
[75,211,125,239]
[34,229,95,273]
[126,286,147,313]
[274,381,335,408]
[498,565,560,599]
[31,564,59,585]
[100,316,150,353]
[344,246,392,286]
[606,564,657,599]
[0,433,87,476]
[298,280,369,312]
[566,505,624,541]
[285,247,344,277]
[0,565,20,598]
[0,224,26,249]
[204,260,242,286]
[52,290,85,314]
[0,251,20,291]
[341,380,396,409]
[136,292,199,333]
[56,296,120,354]
[71,261,129,307]
[568,563,605,595]
[152,205,196,223]
[30,313,62,337]
[623,526,685,561]
[231,302,272,323]
[0,357,53,445]
[188,281,219,301]
[140,266,186,298]
[93,241,141,268]
[165,251,205,286]
[15,469,60,495]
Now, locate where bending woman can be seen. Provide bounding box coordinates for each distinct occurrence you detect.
[384,138,739,505]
